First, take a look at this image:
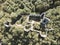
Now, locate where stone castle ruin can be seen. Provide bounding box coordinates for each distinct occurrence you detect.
[4,12,54,38]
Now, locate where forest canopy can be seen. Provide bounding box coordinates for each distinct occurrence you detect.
[0,0,60,45]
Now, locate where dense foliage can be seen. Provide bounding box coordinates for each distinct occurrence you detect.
[0,0,60,45]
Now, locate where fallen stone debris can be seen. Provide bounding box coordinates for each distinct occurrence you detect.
[7,12,54,38]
